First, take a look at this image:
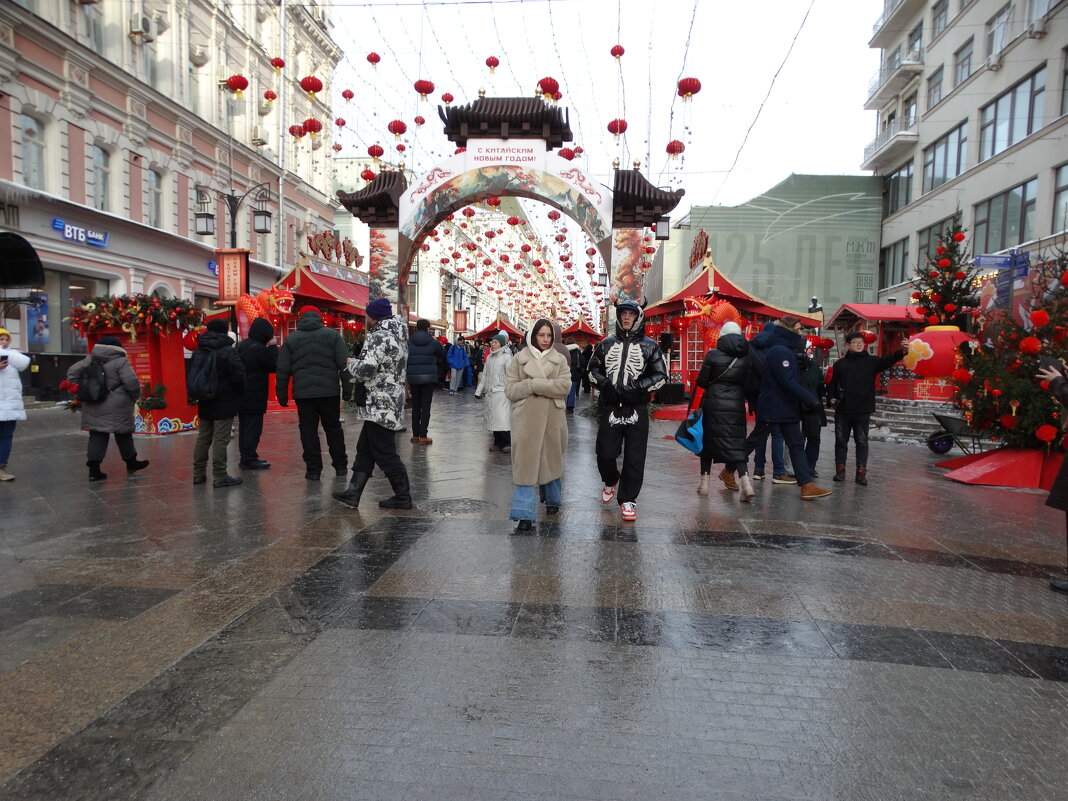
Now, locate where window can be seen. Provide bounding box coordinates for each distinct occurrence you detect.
[933,0,949,37]
[147,169,163,228]
[1054,164,1068,233]
[1062,47,1068,117]
[84,4,104,53]
[884,160,913,217]
[974,179,1038,253]
[927,66,944,110]
[918,213,962,263]
[880,237,910,289]
[986,4,1012,56]
[90,145,110,212]
[1026,0,1050,24]
[903,93,918,128]
[923,121,968,192]
[907,22,923,55]
[979,67,1046,161]
[954,39,973,86]
[19,115,45,190]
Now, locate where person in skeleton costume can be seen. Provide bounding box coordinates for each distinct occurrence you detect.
[587,300,668,521]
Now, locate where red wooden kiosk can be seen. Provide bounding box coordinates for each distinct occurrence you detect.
[560,317,603,345]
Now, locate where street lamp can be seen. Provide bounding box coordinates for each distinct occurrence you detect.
[195,183,273,248]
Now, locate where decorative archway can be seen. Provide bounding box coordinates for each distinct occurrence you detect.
[338,97,684,318]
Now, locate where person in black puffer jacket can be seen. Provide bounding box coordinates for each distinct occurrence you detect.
[695,322,758,501]
[235,317,278,470]
[192,319,246,488]
[406,319,445,444]
[827,330,907,485]
[797,341,827,479]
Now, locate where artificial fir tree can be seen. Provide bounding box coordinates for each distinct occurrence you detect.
[908,221,981,325]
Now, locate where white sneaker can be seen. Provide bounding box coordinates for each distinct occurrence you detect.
[621,501,636,521]
[601,484,616,503]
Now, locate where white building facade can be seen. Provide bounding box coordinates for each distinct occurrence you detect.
[862,0,1068,302]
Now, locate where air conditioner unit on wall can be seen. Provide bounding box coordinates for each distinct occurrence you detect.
[129,14,153,42]
[1027,19,1047,38]
[985,53,1002,71]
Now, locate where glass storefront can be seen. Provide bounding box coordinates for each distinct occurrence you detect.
[26,270,109,355]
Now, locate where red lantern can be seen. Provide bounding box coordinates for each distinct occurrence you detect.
[1018,336,1042,355]
[905,326,976,378]
[610,44,625,59]
[366,52,381,67]
[861,330,877,345]
[342,89,354,102]
[666,140,685,158]
[360,169,375,182]
[1036,424,1059,443]
[486,56,499,72]
[387,119,407,138]
[507,216,520,226]
[367,143,384,161]
[537,76,559,99]
[299,75,323,98]
[335,117,346,128]
[677,77,702,99]
[558,147,575,161]
[396,144,406,153]
[951,368,973,383]
[547,210,561,221]
[413,79,435,98]
[441,92,454,104]
[226,74,249,98]
[953,232,966,242]
[462,207,476,218]
[270,57,285,72]
[332,143,342,152]
[263,90,277,103]
[414,115,425,126]
[288,124,305,139]
[487,196,501,208]
[671,316,688,332]
[302,118,323,137]
[607,118,628,138]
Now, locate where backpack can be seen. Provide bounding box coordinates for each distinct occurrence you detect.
[76,360,110,403]
[187,347,220,401]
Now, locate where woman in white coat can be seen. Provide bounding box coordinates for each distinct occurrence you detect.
[504,319,571,531]
[475,332,512,452]
[0,328,31,481]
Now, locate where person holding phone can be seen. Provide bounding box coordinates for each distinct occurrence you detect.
[0,328,31,481]
[1036,358,1068,594]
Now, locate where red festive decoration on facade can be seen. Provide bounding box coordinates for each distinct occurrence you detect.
[387,119,407,138]
[413,79,435,98]
[607,118,628,138]
[270,57,285,72]
[537,76,559,99]
[360,169,375,182]
[441,92,454,105]
[666,139,685,158]
[263,90,277,103]
[341,89,354,102]
[677,77,702,99]
[226,74,249,98]
[367,143,384,161]
[486,56,499,72]
[299,75,323,98]
[557,147,575,161]
[302,118,323,137]
[610,44,625,59]
[366,52,381,66]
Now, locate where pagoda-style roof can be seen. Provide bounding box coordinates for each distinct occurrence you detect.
[439,97,573,149]
[612,170,685,228]
[337,172,409,226]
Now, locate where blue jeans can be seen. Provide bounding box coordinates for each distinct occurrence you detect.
[751,421,786,475]
[567,380,579,409]
[510,478,562,521]
[0,420,15,464]
[779,422,813,485]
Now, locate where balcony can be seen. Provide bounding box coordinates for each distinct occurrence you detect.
[870,0,927,49]
[865,47,924,109]
[861,119,918,171]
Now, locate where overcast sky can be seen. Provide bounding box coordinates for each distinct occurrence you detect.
[328,0,884,214]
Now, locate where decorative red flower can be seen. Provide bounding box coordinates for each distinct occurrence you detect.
[953,232,966,242]
[936,246,947,256]
[1035,424,1059,443]
[954,271,967,280]
[1031,309,1050,327]
[1018,336,1042,355]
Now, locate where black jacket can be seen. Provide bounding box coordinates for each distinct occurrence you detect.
[828,348,904,415]
[588,304,668,408]
[696,333,756,464]
[798,353,827,437]
[236,317,278,415]
[1046,376,1068,511]
[755,325,817,423]
[276,311,349,401]
[406,329,446,385]
[195,331,246,421]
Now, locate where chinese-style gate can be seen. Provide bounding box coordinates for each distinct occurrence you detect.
[337,97,684,315]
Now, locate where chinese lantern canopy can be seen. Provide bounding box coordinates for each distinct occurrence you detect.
[226,74,249,98]
[335,117,346,129]
[413,79,435,98]
[366,52,381,67]
[903,326,976,378]
[341,89,354,103]
[367,143,384,162]
[677,77,702,99]
[666,139,685,158]
[360,169,375,182]
[263,90,277,103]
[269,57,285,73]
[558,147,575,161]
[387,119,407,138]
[486,56,499,73]
[299,75,323,99]
[302,118,323,137]
[441,92,454,105]
[414,115,425,126]
[607,118,628,138]
[610,44,625,59]
[537,76,559,100]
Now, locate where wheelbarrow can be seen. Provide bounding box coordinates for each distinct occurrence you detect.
[926,412,990,455]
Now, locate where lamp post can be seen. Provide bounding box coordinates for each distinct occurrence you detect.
[194,182,274,249]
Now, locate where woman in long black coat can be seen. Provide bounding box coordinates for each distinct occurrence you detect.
[695,321,758,502]
[1037,361,1068,593]
[235,317,278,469]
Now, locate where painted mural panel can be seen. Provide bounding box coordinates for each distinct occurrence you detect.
[368,228,399,302]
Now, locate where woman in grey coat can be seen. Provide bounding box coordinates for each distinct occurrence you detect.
[65,336,148,481]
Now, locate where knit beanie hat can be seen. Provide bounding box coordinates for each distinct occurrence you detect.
[206,319,229,334]
[0,328,9,337]
[492,332,509,347]
[720,321,742,337]
[97,335,122,347]
[366,298,392,320]
[298,305,320,317]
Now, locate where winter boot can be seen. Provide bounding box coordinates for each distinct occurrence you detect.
[125,457,150,474]
[738,473,756,503]
[832,463,846,482]
[855,466,868,486]
[799,482,833,500]
[719,467,739,491]
[0,464,14,481]
[333,472,371,508]
[697,474,709,495]
[87,461,107,481]
[379,471,413,509]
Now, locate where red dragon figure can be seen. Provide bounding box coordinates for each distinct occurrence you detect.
[235,283,295,338]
